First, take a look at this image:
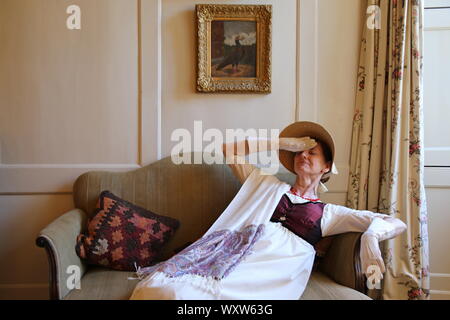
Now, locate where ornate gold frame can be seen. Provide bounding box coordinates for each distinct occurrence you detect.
[196,4,272,93]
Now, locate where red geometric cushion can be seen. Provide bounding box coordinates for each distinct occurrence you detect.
[75,190,180,271]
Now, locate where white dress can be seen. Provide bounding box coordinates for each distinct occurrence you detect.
[130,160,396,300]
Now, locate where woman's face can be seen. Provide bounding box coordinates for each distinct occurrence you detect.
[293,142,331,178]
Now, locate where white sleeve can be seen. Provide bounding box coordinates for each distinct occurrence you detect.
[321,204,406,240]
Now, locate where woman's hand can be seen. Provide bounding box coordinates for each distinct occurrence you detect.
[279,137,317,153]
[360,233,386,280]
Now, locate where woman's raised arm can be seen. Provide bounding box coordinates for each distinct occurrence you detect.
[221,136,317,158]
[221,137,317,184]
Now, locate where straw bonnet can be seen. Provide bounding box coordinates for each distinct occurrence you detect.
[278,121,338,184]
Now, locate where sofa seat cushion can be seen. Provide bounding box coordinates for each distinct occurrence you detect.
[65,268,371,300]
[301,271,371,300]
[64,267,139,300]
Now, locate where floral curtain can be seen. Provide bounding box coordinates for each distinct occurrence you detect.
[347,0,429,300]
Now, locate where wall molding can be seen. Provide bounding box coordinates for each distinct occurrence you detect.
[140,0,162,165]
[424,167,450,188]
[0,164,141,193]
[0,164,141,169]
[430,273,450,299]
[430,289,450,299]
[295,0,300,121]
[297,0,319,122]
[425,26,450,31]
[138,0,143,165]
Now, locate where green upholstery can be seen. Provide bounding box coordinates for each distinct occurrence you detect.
[64,267,139,300]
[37,152,370,300]
[301,272,371,300]
[63,269,370,300]
[37,208,88,299]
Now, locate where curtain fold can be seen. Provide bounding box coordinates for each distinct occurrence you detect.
[347,0,429,300]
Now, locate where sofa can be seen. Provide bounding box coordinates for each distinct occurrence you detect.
[36,152,371,300]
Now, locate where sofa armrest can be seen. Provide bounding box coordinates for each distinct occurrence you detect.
[317,232,366,294]
[36,208,88,300]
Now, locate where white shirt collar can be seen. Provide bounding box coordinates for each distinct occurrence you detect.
[285,190,323,204]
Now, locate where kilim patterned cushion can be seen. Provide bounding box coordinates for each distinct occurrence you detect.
[75,190,180,271]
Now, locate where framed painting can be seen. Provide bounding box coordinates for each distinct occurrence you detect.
[196,4,272,93]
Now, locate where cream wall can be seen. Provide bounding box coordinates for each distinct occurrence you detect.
[160,0,297,156]
[0,0,365,299]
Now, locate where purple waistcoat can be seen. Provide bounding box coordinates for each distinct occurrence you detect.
[270,194,326,245]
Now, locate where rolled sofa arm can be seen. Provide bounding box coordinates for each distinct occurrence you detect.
[318,232,366,295]
[36,208,88,300]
